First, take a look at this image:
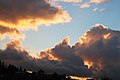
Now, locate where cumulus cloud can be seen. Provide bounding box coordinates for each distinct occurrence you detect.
[0,25,24,40]
[1,24,119,79]
[0,38,92,77]
[0,40,31,61]
[0,0,71,30]
[5,40,22,49]
[75,24,120,80]
[39,37,85,66]
[39,37,93,76]
[0,0,72,46]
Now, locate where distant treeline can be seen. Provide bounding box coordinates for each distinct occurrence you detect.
[0,60,74,80]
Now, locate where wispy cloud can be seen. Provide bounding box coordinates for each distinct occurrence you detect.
[80,3,90,8]
[93,8,107,12]
[51,0,109,12]
[80,0,109,9]
[90,0,109,4]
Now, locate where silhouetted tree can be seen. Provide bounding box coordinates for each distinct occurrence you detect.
[0,59,73,80]
[24,68,26,72]
[19,67,22,71]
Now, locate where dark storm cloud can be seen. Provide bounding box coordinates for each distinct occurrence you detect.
[0,40,40,70]
[40,37,84,66]
[39,37,93,76]
[0,40,92,77]
[75,24,120,80]
[0,40,31,61]
[1,24,120,79]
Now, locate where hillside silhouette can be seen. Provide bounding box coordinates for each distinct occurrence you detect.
[0,60,113,80]
[0,60,74,80]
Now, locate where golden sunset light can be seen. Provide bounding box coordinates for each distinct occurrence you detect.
[0,0,120,80]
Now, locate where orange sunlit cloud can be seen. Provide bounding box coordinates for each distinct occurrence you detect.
[39,49,61,61]
[84,60,93,68]
[90,0,109,4]
[103,33,111,39]
[0,25,25,40]
[0,0,71,31]
[75,24,120,79]
[4,40,22,51]
[0,10,71,30]
[80,3,90,8]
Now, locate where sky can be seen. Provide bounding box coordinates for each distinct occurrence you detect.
[0,0,120,51]
[0,0,120,79]
[22,0,120,52]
